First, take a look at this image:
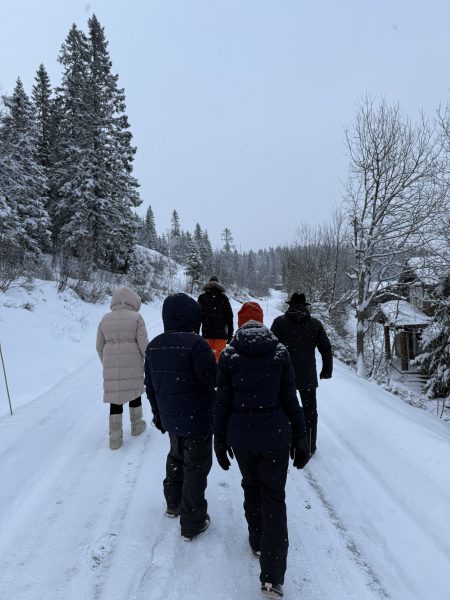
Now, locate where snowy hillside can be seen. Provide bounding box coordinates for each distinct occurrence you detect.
[0,284,449,600]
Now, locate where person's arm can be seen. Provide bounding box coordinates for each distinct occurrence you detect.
[278,346,306,436]
[192,337,217,389]
[144,348,158,416]
[225,297,234,341]
[214,350,234,439]
[195,295,204,335]
[317,323,333,379]
[136,314,149,358]
[270,317,281,342]
[96,325,105,363]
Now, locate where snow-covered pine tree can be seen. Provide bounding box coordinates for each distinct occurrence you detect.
[32,64,53,170]
[170,210,181,237]
[185,238,203,292]
[53,17,140,272]
[52,24,94,259]
[0,79,50,253]
[32,64,54,239]
[218,228,234,285]
[417,275,450,400]
[144,205,158,249]
[87,14,140,271]
[247,250,257,293]
[201,229,214,275]
[158,234,168,256]
[169,210,182,261]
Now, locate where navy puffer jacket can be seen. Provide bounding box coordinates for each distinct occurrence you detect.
[145,293,217,436]
[214,323,306,453]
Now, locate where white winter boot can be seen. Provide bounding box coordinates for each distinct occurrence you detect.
[109,414,123,450]
[129,405,147,436]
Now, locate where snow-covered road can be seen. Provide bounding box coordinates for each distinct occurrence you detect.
[0,287,449,600]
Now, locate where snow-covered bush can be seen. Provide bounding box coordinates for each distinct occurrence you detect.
[312,302,356,367]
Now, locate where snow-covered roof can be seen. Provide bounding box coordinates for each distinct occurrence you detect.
[378,300,432,327]
[406,256,449,285]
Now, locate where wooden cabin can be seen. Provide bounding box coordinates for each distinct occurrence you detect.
[374,300,432,372]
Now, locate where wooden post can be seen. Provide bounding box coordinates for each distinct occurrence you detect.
[400,331,409,371]
[0,343,13,415]
[384,326,391,360]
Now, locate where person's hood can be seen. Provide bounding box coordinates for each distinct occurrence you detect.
[202,280,225,293]
[162,293,202,333]
[285,305,311,324]
[111,287,141,312]
[231,322,278,356]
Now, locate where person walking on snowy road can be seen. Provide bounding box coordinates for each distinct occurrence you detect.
[96,287,149,450]
[145,293,217,541]
[214,301,310,599]
[270,292,333,455]
[197,276,234,362]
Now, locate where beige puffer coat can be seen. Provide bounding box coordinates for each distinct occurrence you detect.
[96,287,149,405]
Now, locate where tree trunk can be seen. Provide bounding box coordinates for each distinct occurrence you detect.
[356,319,366,377]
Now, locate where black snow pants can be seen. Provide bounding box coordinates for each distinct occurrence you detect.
[234,447,290,585]
[299,388,317,453]
[164,432,212,538]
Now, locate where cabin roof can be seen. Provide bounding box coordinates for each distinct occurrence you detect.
[377,300,432,327]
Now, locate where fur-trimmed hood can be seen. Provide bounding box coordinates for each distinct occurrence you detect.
[202,280,225,293]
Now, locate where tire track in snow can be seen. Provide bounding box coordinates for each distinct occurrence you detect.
[302,468,390,599]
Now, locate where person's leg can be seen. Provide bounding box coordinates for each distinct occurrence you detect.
[109,404,123,449]
[180,434,212,537]
[163,433,184,514]
[299,388,318,453]
[129,396,146,436]
[234,449,262,554]
[258,447,290,586]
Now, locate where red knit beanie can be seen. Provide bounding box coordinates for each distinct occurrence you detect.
[238,301,264,327]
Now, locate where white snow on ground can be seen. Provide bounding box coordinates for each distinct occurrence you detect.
[0,283,449,600]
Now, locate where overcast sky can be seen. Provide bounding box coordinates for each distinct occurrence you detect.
[1,0,450,250]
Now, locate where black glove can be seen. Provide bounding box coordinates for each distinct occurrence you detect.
[290,433,311,469]
[214,437,234,471]
[320,370,332,380]
[152,413,166,434]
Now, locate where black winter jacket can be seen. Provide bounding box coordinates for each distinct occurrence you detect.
[145,293,217,436]
[197,281,234,341]
[270,307,333,391]
[214,323,306,453]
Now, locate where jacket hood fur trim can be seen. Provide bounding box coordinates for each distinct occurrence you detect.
[202,280,225,293]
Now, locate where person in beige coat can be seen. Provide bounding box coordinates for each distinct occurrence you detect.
[97,287,149,450]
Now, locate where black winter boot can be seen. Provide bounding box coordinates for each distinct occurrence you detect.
[261,582,283,598]
[182,515,210,541]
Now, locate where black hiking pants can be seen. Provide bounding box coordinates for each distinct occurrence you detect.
[299,388,317,453]
[164,432,212,537]
[234,447,290,585]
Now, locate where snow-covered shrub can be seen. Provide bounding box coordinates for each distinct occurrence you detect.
[0,244,37,292]
[312,302,356,367]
